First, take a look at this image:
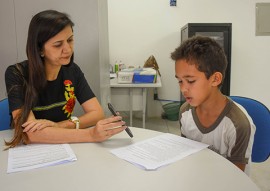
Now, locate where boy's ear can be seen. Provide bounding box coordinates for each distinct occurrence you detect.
[211,72,223,86]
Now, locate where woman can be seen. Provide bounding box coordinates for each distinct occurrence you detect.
[5,10,126,148]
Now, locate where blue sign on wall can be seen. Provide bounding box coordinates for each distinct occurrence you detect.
[170,0,177,6]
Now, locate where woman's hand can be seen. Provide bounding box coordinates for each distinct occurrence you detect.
[22,119,58,132]
[90,115,127,142]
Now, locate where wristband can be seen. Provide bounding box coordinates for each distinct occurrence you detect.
[69,116,80,129]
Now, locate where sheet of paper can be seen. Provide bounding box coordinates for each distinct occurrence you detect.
[110,133,208,170]
[7,144,77,173]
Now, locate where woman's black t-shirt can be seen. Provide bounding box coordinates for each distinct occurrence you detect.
[5,61,95,122]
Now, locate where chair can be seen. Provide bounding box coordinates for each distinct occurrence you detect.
[230,96,270,163]
[0,98,11,131]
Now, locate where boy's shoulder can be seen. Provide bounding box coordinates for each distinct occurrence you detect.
[227,98,253,129]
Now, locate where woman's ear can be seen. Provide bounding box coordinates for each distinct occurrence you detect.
[211,72,223,87]
[40,50,44,57]
[40,47,44,57]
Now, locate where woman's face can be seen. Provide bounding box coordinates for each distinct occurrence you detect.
[42,25,74,67]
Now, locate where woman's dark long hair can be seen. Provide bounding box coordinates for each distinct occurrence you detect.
[6,10,74,148]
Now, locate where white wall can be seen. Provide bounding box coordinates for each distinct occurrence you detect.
[0,1,17,100]
[108,0,270,116]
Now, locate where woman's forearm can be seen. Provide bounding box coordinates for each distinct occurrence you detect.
[27,127,94,143]
[56,109,105,129]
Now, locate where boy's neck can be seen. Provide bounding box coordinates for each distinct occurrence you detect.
[198,93,227,111]
[195,93,228,128]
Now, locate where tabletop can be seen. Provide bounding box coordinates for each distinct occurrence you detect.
[0,127,260,191]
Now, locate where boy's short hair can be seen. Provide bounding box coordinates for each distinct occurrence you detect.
[171,36,228,86]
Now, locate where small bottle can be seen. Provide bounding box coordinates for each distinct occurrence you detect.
[121,60,126,70]
[114,61,119,73]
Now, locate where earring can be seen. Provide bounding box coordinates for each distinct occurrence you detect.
[40,54,44,57]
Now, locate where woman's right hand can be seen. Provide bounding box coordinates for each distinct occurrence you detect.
[22,119,58,132]
[89,115,127,142]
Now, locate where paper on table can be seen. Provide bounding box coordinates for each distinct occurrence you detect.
[7,144,77,173]
[110,133,208,170]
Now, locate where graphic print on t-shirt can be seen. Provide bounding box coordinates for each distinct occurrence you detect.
[62,80,76,117]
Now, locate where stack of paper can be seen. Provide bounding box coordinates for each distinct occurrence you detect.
[7,144,77,173]
[110,133,208,170]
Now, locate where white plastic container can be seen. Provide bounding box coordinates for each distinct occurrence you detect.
[117,71,134,83]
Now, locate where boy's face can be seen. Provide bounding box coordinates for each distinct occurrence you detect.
[175,59,216,107]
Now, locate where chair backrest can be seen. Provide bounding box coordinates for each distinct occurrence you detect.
[0,98,11,131]
[230,96,270,163]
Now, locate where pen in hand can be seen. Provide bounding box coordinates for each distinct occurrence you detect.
[108,103,133,138]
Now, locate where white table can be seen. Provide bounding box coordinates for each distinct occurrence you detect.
[110,76,162,128]
[0,128,260,191]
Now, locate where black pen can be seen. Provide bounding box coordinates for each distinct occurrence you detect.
[108,103,133,138]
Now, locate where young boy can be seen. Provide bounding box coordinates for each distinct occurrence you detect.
[171,36,255,172]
